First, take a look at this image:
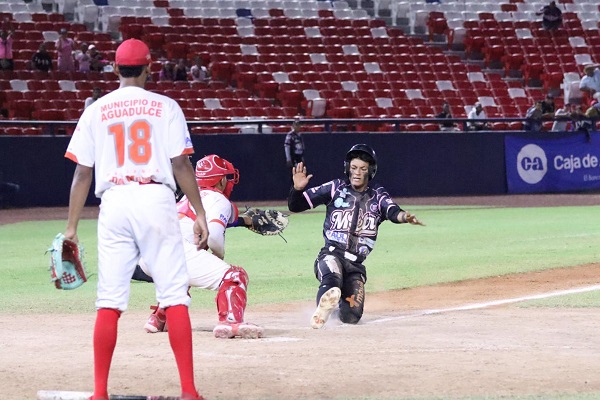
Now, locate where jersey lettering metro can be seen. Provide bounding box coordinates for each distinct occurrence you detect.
[303,178,399,259]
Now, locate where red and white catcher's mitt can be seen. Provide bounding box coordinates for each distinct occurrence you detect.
[47,233,88,290]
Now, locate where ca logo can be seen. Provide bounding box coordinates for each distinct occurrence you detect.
[517,144,547,184]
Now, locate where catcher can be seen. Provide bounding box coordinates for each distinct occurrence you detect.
[288,144,424,329]
[132,154,288,339]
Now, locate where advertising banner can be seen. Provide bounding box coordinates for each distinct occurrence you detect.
[505,133,600,193]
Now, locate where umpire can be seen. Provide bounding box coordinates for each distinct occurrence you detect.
[284,118,305,168]
[288,144,425,328]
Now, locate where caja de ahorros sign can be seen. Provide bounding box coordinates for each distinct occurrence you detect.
[505,133,600,193]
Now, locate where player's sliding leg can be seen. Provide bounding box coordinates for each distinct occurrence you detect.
[338,275,365,324]
[311,286,341,329]
[311,254,343,329]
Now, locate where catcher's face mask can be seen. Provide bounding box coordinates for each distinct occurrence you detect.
[195,154,239,198]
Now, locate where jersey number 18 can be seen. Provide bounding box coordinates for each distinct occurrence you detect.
[109,120,152,167]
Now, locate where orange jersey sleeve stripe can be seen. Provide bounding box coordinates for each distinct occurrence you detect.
[209,218,226,227]
[65,151,79,163]
[181,148,194,155]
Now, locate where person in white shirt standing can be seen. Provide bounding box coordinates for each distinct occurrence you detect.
[64,38,208,400]
[579,64,600,101]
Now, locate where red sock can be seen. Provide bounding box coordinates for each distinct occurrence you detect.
[165,305,198,397]
[93,308,120,399]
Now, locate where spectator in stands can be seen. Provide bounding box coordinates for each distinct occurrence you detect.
[75,43,91,73]
[84,87,102,109]
[586,103,600,123]
[73,42,86,61]
[541,93,556,119]
[56,28,76,72]
[523,101,544,131]
[173,58,188,81]
[571,104,599,139]
[536,1,562,31]
[31,42,53,72]
[190,56,209,83]
[579,64,600,101]
[88,44,106,72]
[467,102,489,131]
[552,102,572,131]
[0,26,14,71]
[436,102,457,131]
[159,60,176,81]
[571,104,590,132]
[587,104,600,133]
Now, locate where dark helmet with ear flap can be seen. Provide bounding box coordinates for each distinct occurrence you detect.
[344,144,377,180]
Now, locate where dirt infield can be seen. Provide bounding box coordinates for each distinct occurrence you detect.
[2,194,600,400]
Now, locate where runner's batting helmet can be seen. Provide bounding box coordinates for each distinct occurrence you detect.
[195,154,239,198]
[344,144,377,180]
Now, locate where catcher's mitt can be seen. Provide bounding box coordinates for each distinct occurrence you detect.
[243,208,289,237]
[47,233,88,290]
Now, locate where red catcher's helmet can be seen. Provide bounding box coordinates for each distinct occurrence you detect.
[195,154,239,198]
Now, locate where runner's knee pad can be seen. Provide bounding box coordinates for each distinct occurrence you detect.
[315,255,343,305]
[339,279,365,324]
[215,265,249,323]
[315,254,343,287]
[320,273,342,289]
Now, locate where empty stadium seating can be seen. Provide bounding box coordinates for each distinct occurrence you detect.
[1,0,599,134]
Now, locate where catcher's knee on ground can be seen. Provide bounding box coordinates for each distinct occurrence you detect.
[215,266,249,323]
[339,278,365,324]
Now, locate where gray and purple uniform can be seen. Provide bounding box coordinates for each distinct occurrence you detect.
[288,178,405,323]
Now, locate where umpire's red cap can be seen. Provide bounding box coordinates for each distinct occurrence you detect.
[115,39,151,66]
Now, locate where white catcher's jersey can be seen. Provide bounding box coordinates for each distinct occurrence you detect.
[177,188,238,257]
[140,189,239,290]
[65,86,194,197]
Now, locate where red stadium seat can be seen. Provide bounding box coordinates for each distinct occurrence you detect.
[9,100,35,119]
[427,11,448,42]
[465,34,485,58]
[522,63,545,84]
[542,71,564,91]
[502,54,525,77]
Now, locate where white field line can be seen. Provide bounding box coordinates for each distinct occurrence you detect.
[37,390,92,400]
[367,284,600,325]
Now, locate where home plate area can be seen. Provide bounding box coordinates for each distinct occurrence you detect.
[37,391,185,400]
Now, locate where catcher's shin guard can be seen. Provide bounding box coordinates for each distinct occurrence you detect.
[215,266,249,324]
[213,266,264,339]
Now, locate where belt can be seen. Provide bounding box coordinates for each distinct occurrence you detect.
[329,246,359,262]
